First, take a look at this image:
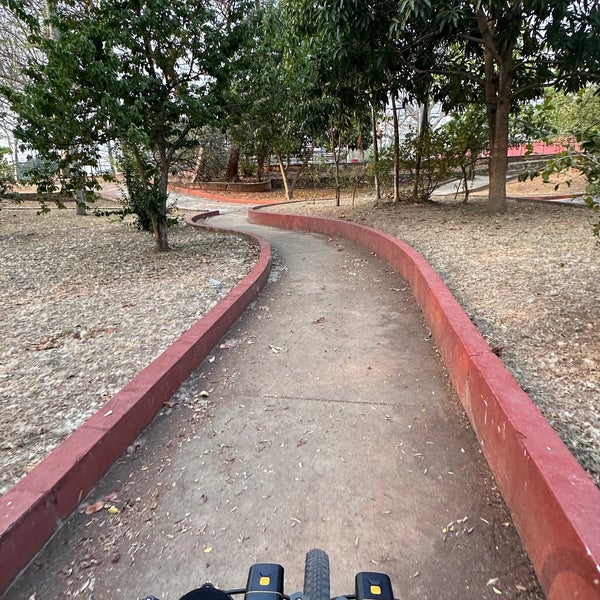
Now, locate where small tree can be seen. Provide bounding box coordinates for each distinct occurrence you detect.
[399,127,455,202]
[4,0,251,251]
[440,105,489,202]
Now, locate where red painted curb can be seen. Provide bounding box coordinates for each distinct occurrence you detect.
[248,206,600,600]
[0,219,271,596]
[170,185,285,205]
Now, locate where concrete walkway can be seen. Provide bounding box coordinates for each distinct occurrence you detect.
[4,196,541,600]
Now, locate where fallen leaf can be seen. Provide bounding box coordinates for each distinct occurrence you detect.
[204,547,213,554]
[104,489,120,502]
[83,501,105,515]
[312,316,325,324]
[107,505,120,515]
[35,337,58,351]
[199,390,210,397]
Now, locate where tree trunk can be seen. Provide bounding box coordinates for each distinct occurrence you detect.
[275,146,314,201]
[275,150,293,200]
[486,54,513,214]
[75,188,87,215]
[334,154,341,207]
[13,138,19,183]
[370,98,380,201]
[413,98,428,199]
[478,10,514,215]
[256,152,265,182]
[153,218,169,252]
[460,164,470,203]
[153,162,170,252]
[226,145,240,182]
[391,91,400,202]
[329,126,341,207]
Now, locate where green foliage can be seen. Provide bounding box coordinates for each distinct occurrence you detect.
[366,150,395,198]
[3,0,252,250]
[398,127,456,202]
[193,127,228,183]
[439,106,489,201]
[0,146,14,196]
[522,86,600,143]
[520,126,600,238]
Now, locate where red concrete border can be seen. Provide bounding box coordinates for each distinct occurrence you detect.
[0,218,271,596]
[248,206,600,600]
[170,185,284,205]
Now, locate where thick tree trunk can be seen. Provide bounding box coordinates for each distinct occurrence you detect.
[75,188,87,215]
[391,92,400,202]
[486,53,513,215]
[478,10,514,215]
[153,219,169,252]
[226,145,240,182]
[370,98,380,201]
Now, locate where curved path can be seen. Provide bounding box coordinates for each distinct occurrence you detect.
[2,192,598,599]
[3,195,540,599]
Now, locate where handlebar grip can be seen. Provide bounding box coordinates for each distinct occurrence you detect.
[245,563,285,600]
[355,572,394,600]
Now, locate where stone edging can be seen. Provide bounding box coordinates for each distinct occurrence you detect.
[0,217,272,596]
[247,205,600,600]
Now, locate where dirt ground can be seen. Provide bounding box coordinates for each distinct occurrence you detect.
[1,170,597,492]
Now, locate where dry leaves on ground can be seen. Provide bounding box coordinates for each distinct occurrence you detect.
[0,207,256,495]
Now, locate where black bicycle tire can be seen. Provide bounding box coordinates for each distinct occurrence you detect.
[303,548,330,600]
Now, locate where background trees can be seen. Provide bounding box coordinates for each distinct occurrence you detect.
[392,0,600,213]
[1,0,598,236]
[3,0,252,250]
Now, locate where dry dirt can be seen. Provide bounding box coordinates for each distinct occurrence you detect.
[1,171,598,497]
[0,202,257,495]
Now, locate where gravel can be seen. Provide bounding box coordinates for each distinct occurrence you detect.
[0,207,257,495]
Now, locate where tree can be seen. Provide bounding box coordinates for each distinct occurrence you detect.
[394,0,600,213]
[440,105,489,202]
[228,0,326,200]
[0,0,46,181]
[286,0,457,203]
[3,0,251,251]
